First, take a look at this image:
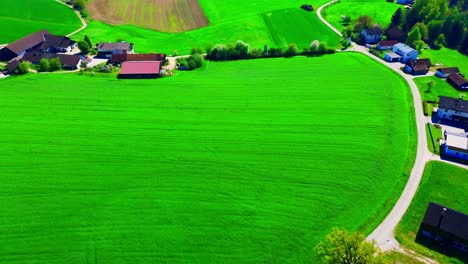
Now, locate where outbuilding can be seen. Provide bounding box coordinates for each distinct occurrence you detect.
[405,59,431,75]
[392,43,418,62]
[384,51,401,62]
[0,30,50,61]
[436,67,460,78]
[447,73,468,90]
[118,61,162,79]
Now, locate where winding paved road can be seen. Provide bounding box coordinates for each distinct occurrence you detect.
[316,0,467,253]
[54,0,88,37]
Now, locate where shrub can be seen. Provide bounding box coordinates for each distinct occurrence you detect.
[39,58,50,72]
[285,43,298,57]
[16,61,30,75]
[78,40,90,55]
[49,57,62,72]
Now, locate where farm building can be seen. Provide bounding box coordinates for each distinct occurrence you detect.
[393,43,418,62]
[40,35,77,53]
[405,59,431,75]
[361,26,383,44]
[6,60,19,73]
[109,53,166,65]
[0,30,50,61]
[118,61,162,79]
[97,42,134,58]
[437,96,468,124]
[20,52,82,70]
[377,40,398,50]
[385,26,404,42]
[442,131,468,160]
[384,52,401,62]
[436,67,460,78]
[419,202,468,252]
[447,73,468,90]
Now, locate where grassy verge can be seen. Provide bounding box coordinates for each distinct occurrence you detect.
[419,47,468,74]
[382,251,424,264]
[396,161,468,264]
[425,123,442,155]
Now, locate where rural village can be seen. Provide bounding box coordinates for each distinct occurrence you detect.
[0,0,466,263]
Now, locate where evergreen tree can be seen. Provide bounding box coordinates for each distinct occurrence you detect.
[407,26,422,48]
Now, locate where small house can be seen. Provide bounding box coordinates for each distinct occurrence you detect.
[419,202,468,252]
[405,59,431,75]
[443,131,468,160]
[377,40,399,50]
[97,42,134,58]
[384,51,401,62]
[361,26,383,44]
[118,61,162,79]
[436,67,460,78]
[392,43,418,62]
[437,96,468,123]
[0,30,50,61]
[447,73,468,90]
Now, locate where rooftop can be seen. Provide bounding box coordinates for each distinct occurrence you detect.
[97,42,133,51]
[445,130,468,151]
[4,30,50,54]
[394,43,417,54]
[422,202,468,241]
[119,61,162,75]
[439,96,468,112]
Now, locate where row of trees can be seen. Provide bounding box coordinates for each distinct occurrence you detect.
[39,57,62,72]
[176,53,204,70]
[204,40,335,61]
[397,0,467,53]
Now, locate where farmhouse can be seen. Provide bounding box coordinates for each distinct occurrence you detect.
[118,61,162,79]
[40,35,77,53]
[6,60,19,74]
[447,73,468,90]
[0,30,50,61]
[97,42,134,58]
[436,67,460,78]
[405,59,431,75]
[393,43,418,62]
[21,52,82,70]
[377,40,398,50]
[437,96,468,124]
[419,202,468,252]
[109,53,166,65]
[443,131,468,160]
[384,52,401,62]
[361,26,383,44]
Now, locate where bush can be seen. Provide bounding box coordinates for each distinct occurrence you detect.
[78,40,90,55]
[39,58,50,72]
[285,43,298,57]
[49,57,62,72]
[16,61,30,75]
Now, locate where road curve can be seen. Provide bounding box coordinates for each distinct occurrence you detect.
[316,1,431,251]
[54,0,88,37]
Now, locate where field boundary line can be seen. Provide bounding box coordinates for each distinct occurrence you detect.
[54,0,87,37]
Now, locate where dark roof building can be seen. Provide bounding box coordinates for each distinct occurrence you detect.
[41,35,76,52]
[420,202,468,250]
[0,30,50,61]
[377,40,399,50]
[118,61,162,79]
[385,25,404,42]
[21,51,45,64]
[97,42,134,58]
[405,59,431,75]
[109,53,166,65]
[436,67,460,78]
[438,96,468,113]
[42,54,82,70]
[6,60,19,73]
[447,73,468,90]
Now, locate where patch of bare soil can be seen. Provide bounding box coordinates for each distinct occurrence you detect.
[87,0,209,32]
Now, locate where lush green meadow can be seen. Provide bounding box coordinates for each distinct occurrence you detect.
[0,0,81,43]
[396,162,468,264]
[415,76,466,102]
[0,53,415,263]
[75,0,339,54]
[419,47,468,74]
[323,0,398,31]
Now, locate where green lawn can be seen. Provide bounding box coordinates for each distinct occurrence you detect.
[75,0,338,54]
[323,0,398,32]
[396,162,468,264]
[415,76,466,102]
[0,0,81,43]
[419,47,468,74]
[0,53,415,263]
[425,124,442,155]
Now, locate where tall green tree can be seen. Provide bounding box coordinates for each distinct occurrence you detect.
[73,0,86,10]
[391,8,402,26]
[78,40,90,55]
[39,58,50,72]
[315,228,382,264]
[84,35,92,48]
[49,57,62,72]
[16,61,30,75]
[353,15,373,32]
[407,26,422,48]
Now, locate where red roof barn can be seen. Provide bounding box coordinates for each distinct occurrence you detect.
[118,61,162,79]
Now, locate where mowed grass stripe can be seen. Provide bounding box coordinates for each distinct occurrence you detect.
[0,53,414,263]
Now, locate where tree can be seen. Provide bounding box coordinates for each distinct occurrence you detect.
[285,43,298,57]
[391,8,402,26]
[191,53,204,68]
[16,61,30,74]
[49,57,62,72]
[434,33,446,47]
[353,15,373,33]
[426,80,435,93]
[191,47,203,55]
[315,228,382,264]
[406,26,422,48]
[84,35,92,48]
[78,40,90,55]
[414,22,429,41]
[39,58,50,72]
[235,40,249,59]
[73,0,86,10]
[414,40,426,52]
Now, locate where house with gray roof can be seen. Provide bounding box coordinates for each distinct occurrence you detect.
[437,96,468,124]
[97,42,134,58]
[392,43,418,62]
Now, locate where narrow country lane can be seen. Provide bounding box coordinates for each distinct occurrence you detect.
[54,0,88,37]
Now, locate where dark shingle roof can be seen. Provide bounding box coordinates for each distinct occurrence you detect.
[422,202,468,241]
[97,42,132,51]
[364,26,383,36]
[5,30,50,54]
[22,51,45,64]
[406,59,431,72]
[41,35,75,50]
[378,40,398,47]
[42,54,81,68]
[447,73,468,87]
[436,67,460,75]
[438,96,468,112]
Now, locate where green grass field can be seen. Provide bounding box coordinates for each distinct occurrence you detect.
[0,0,81,43]
[75,0,339,54]
[425,124,442,155]
[419,47,468,74]
[323,0,398,32]
[396,162,468,264]
[415,76,466,102]
[0,53,415,263]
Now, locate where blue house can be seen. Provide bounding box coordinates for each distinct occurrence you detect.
[443,130,468,161]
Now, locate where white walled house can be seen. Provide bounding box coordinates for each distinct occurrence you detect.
[437,96,468,124]
[97,42,134,58]
[443,130,468,161]
[392,43,418,62]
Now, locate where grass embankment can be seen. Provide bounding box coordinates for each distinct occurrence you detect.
[425,124,442,155]
[0,53,414,263]
[323,0,398,31]
[396,162,468,264]
[0,0,81,43]
[75,0,339,54]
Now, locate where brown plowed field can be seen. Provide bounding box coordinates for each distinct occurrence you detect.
[87,0,209,32]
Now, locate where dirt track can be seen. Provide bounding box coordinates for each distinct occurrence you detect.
[87,0,209,32]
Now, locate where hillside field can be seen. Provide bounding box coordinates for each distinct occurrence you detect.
[0,0,81,43]
[396,162,468,264]
[0,53,415,263]
[76,0,339,54]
